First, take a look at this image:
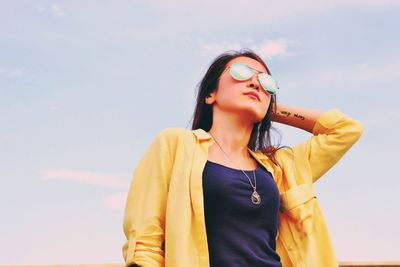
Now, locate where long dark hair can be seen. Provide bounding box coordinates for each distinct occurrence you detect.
[189,48,287,165]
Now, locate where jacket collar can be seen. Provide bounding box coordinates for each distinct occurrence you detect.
[191,128,269,160]
[191,128,277,183]
[192,128,213,141]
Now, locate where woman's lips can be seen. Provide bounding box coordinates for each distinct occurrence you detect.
[243,92,260,101]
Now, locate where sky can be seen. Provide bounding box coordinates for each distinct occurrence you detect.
[1,0,399,264]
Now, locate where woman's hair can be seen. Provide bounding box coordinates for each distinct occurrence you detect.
[189,48,288,165]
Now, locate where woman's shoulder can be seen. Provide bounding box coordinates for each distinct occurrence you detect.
[157,127,190,136]
[153,127,194,144]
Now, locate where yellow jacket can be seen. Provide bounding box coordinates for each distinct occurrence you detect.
[122,108,364,267]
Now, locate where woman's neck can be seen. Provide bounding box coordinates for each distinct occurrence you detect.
[207,127,252,159]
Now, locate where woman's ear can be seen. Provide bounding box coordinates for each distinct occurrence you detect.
[205,91,216,105]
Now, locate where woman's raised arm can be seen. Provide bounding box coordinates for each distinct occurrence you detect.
[272,104,364,183]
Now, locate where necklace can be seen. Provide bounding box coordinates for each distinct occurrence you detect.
[208,132,261,205]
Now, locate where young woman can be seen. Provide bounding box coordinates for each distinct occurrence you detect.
[122,49,364,267]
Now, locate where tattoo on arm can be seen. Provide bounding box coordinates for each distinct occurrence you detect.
[277,110,305,120]
[294,113,305,120]
[279,110,291,117]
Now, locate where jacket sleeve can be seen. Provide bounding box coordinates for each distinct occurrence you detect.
[122,130,172,267]
[291,108,364,183]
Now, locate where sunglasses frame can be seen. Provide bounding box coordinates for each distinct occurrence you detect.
[224,62,279,95]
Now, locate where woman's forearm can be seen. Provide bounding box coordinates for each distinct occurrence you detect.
[271,103,323,133]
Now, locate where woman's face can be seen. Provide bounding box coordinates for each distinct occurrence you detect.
[206,56,272,124]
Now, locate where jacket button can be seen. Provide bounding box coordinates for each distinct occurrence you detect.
[288,245,294,250]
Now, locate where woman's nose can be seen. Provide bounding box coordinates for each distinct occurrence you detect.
[247,75,260,90]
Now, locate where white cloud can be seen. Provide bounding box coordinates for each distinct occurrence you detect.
[49,106,59,111]
[35,3,64,17]
[0,67,24,78]
[283,60,400,96]
[40,169,130,189]
[199,41,242,57]
[317,61,400,87]
[103,192,127,211]
[50,4,64,17]
[344,0,400,7]
[146,0,399,23]
[199,38,295,61]
[9,69,23,78]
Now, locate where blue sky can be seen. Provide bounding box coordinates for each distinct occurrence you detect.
[1,0,399,264]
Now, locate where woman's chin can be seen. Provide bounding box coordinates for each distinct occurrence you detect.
[239,109,265,124]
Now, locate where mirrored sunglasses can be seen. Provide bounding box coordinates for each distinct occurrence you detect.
[228,63,279,95]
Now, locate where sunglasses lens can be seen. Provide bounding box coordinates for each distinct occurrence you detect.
[258,73,279,94]
[229,63,253,81]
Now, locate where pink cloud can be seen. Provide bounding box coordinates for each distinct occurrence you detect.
[254,39,294,60]
[40,169,130,189]
[103,192,128,211]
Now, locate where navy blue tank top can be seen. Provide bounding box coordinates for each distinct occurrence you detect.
[202,159,282,267]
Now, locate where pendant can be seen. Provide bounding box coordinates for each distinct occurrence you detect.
[251,190,261,205]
